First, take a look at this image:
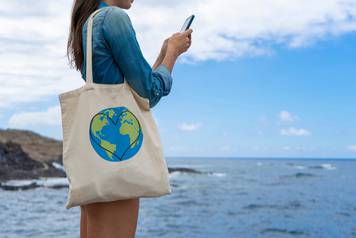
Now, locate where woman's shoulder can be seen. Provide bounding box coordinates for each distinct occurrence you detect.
[99,6,135,39]
[103,6,129,16]
[82,7,131,33]
[101,6,132,26]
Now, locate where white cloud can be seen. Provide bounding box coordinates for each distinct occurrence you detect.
[279,111,298,123]
[222,131,230,137]
[281,127,311,136]
[283,146,291,151]
[1,0,356,108]
[8,105,61,128]
[132,0,356,62]
[178,122,201,131]
[347,145,356,151]
[0,0,82,109]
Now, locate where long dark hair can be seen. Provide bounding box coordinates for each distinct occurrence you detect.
[67,0,100,71]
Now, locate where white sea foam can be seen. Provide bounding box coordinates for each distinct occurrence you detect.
[308,163,337,170]
[287,163,306,170]
[36,178,69,187]
[169,171,182,178]
[294,165,306,170]
[1,178,68,189]
[1,179,36,187]
[320,163,337,170]
[169,171,227,178]
[210,172,227,177]
[52,162,66,172]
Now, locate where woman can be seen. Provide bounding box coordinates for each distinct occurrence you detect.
[66,0,193,237]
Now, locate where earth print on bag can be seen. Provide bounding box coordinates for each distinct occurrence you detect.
[89,106,143,162]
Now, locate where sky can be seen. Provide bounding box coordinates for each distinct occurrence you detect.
[0,0,355,158]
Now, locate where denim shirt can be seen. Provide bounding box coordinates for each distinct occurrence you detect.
[81,1,173,108]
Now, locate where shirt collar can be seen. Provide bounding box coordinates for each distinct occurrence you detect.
[98,1,109,9]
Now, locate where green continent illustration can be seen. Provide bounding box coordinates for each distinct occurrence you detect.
[89,107,143,162]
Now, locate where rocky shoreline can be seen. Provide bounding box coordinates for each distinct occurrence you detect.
[0,129,65,182]
[0,128,206,191]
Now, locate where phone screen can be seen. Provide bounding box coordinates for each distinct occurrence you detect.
[180,15,195,32]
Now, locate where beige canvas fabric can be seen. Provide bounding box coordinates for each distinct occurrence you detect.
[58,9,171,209]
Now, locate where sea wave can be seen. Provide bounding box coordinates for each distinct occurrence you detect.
[52,162,66,172]
[260,228,306,236]
[0,178,68,191]
[208,172,226,177]
[287,162,307,170]
[288,162,337,171]
[280,172,317,179]
[168,170,226,178]
[243,200,303,211]
[169,171,183,178]
[309,163,337,170]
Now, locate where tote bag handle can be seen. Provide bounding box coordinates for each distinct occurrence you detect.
[85,9,130,87]
[85,8,150,111]
[85,9,104,84]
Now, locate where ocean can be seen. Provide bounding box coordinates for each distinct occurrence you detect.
[1,157,355,238]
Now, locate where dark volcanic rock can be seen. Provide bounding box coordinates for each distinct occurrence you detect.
[0,178,69,191]
[0,141,44,170]
[168,167,203,174]
[279,172,317,180]
[0,130,66,182]
[0,128,62,164]
[0,181,39,191]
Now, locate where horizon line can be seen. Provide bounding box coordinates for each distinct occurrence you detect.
[165,156,356,160]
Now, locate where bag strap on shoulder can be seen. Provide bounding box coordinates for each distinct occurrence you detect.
[85,9,104,84]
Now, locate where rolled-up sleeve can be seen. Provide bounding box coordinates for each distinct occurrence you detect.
[102,7,173,108]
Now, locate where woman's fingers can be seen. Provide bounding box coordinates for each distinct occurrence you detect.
[184,28,193,35]
[167,29,193,55]
[186,36,192,45]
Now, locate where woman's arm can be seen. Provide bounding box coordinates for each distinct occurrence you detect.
[152,41,179,73]
[161,47,179,74]
[152,39,168,70]
[102,7,173,108]
[151,30,192,73]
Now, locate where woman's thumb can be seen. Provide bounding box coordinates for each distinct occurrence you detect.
[184,29,193,35]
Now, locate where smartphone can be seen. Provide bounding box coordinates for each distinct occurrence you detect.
[180,15,195,32]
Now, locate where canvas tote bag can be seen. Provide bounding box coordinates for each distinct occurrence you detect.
[58,9,171,209]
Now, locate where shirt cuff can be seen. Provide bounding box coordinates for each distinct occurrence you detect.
[153,64,173,96]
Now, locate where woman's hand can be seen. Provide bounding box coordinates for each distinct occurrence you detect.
[167,29,193,57]
[159,29,193,74]
[156,38,169,61]
[160,38,169,57]
[152,38,170,70]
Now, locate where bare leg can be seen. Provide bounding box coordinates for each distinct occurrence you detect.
[80,205,88,238]
[85,198,140,238]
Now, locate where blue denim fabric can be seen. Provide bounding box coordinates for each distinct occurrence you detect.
[81,1,173,108]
